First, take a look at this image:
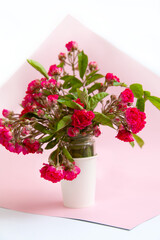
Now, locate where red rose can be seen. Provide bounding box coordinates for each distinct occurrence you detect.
[119,88,134,103]
[105,73,114,81]
[71,109,95,129]
[125,107,146,134]
[65,41,78,51]
[40,164,64,183]
[116,129,134,142]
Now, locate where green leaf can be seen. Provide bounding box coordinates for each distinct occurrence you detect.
[27,59,49,79]
[49,148,60,163]
[62,94,77,100]
[57,115,72,131]
[45,139,58,150]
[86,70,99,80]
[39,134,55,143]
[62,147,74,163]
[34,123,51,134]
[20,112,40,119]
[88,92,109,111]
[87,83,102,94]
[78,51,88,79]
[113,81,127,87]
[129,141,135,147]
[77,89,88,106]
[61,75,83,89]
[57,99,83,110]
[57,62,64,68]
[132,134,144,148]
[86,74,104,86]
[93,112,114,128]
[148,96,160,110]
[42,89,52,96]
[136,98,145,112]
[144,91,151,101]
[130,83,143,98]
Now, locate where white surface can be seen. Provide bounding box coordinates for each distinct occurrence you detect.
[0,208,160,240]
[0,0,160,88]
[61,156,97,208]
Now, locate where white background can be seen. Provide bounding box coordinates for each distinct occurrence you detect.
[0,0,160,87]
[0,0,160,239]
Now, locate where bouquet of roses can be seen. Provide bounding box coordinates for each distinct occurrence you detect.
[0,41,159,184]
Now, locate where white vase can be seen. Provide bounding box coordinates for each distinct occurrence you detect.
[61,155,97,208]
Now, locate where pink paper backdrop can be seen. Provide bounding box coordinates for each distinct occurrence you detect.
[0,16,160,230]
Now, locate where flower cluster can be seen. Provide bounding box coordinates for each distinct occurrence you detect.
[40,163,80,183]
[0,41,159,184]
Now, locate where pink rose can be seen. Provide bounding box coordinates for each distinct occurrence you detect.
[119,88,134,103]
[2,109,12,118]
[116,129,134,142]
[26,79,41,94]
[105,73,120,82]
[23,138,41,154]
[71,109,95,130]
[47,94,59,105]
[113,75,120,82]
[89,61,98,71]
[40,164,64,183]
[64,165,81,181]
[105,73,114,81]
[65,41,78,51]
[48,64,62,76]
[21,94,34,108]
[41,78,57,88]
[67,127,80,137]
[125,107,146,134]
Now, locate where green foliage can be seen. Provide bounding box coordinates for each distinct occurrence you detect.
[132,134,144,148]
[130,83,143,98]
[57,62,64,68]
[49,148,60,163]
[143,91,151,101]
[78,51,88,79]
[57,99,83,109]
[94,112,114,128]
[147,96,160,110]
[45,139,59,150]
[113,81,127,87]
[86,70,99,79]
[57,115,72,131]
[86,74,104,86]
[42,89,52,96]
[61,75,83,89]
[39,134,55,143]
[87,83,102,94]
[27,59,49,79]
[136,98,145,112]
[62,147,74,163]
[34,123,51,134]
[88,92,108,111]
[20,112,40,119]
[129,142,135,147]
[77,89,88,106]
